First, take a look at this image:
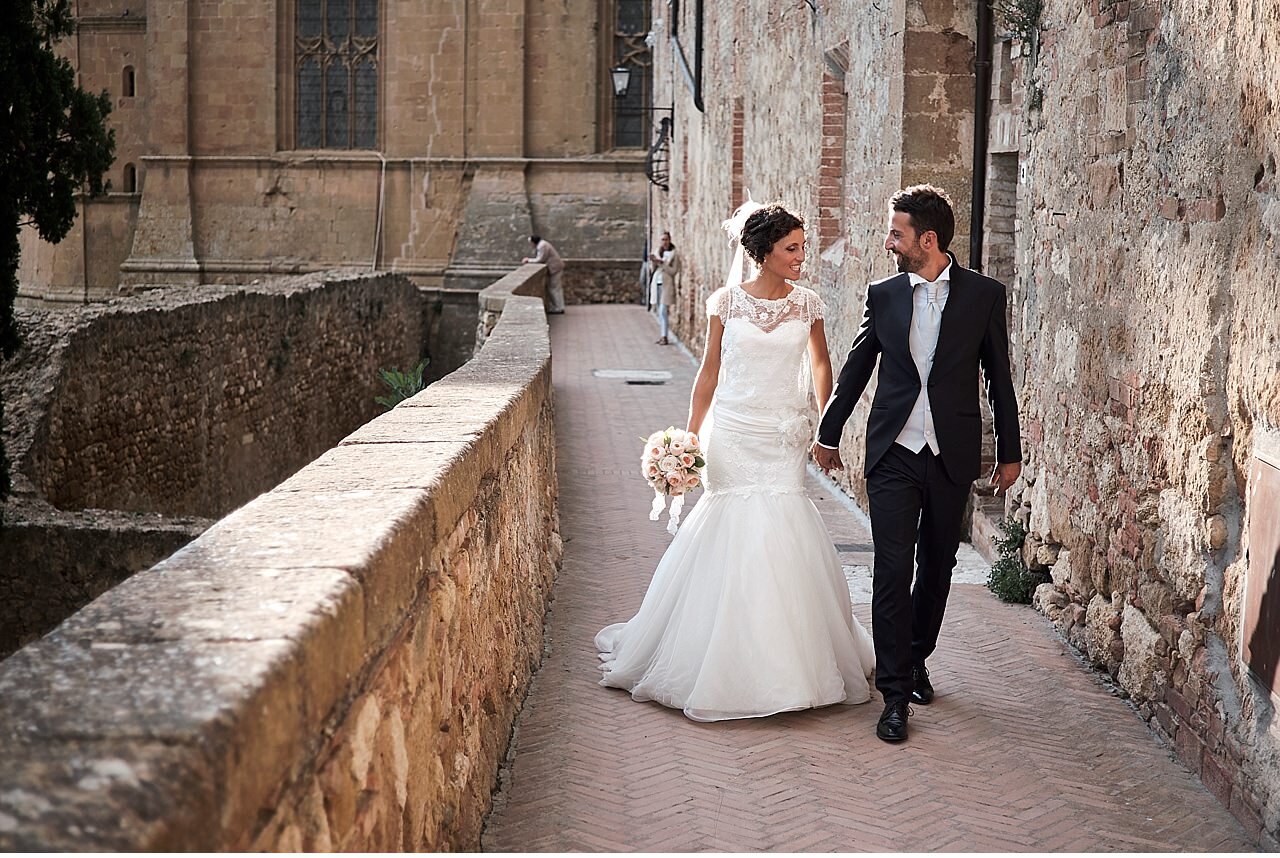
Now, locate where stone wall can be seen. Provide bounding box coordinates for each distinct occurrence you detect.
[21,272,427,518]
[1014,0,1280,844]
[0,267,560,850]
[0,503,209,657]
[563,260,643,305]
[0,271,460,658]
[651,0,979,510]
[423,286,488,384]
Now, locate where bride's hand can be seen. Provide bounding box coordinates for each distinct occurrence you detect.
[811,443,843,472]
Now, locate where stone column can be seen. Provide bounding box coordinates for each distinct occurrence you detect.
[444,0,532,290]
[120,0,199,289]
[444,163,533,291]
[466,0,525,158]
[901,0,977,251]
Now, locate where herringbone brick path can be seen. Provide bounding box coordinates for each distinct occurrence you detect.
[482,305,1254,852]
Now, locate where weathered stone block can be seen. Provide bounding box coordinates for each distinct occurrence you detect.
[0,738,219,851]
[1033,583,1066,621]
[1119,604,1164,702]
[1085,594,1121,667]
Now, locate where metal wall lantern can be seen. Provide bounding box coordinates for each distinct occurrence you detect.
[609,63,673,190]
[611,66,633,98]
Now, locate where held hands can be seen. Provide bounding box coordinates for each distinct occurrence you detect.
[811,442,844,473]
[809,446,1021,492]
[990,461,1022,497]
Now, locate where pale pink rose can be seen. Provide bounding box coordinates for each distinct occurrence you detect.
[669,438,686,454]
[679,452,695,468]
[666,472,683,486]
[659,455,680,472]
[645,463,660,479]
[684,473,701,489]
[685,432,699,449]
[647,443,665,460]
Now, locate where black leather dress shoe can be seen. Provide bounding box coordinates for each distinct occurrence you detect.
[910,664,934,705]
[876,701,910,742]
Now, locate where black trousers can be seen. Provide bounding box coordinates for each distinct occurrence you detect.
[866,443,971,705]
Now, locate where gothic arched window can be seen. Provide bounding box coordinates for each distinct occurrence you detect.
[607,0,651,150]
[295,0,379,149]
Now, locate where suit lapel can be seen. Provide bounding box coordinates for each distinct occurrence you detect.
[934,264,969,365]
[885,273,914,359]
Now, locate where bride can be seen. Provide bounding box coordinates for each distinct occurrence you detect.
[595,201,876,721]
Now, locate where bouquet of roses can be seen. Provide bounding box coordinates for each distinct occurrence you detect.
[641,427,705,534]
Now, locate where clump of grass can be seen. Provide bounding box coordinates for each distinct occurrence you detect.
[375,359,429,410]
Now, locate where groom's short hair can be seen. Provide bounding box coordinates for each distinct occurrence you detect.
[891,185,954,251]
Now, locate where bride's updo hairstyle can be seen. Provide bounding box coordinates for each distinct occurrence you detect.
[740,203,805,265]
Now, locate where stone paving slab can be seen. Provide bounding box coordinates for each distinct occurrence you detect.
[482,305,1255,852]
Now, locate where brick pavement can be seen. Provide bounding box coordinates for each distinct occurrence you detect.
[481,305,1254,852]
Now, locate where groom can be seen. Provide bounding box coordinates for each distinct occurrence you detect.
[812,185,1022,743]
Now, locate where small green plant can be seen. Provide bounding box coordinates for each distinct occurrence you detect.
[994,0,1043,44]
[375,358,429,410]
[986,516,1043,604]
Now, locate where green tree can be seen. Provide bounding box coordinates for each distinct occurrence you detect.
[0,0,115,523]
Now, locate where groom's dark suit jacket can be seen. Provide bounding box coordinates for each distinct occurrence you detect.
[817,256,1022,484]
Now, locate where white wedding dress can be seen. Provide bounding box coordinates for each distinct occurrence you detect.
[596,283,875,721]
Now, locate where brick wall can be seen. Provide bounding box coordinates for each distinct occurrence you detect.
[817,69,847,252]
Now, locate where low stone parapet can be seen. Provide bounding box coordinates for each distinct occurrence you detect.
[0,271,560,850]
[476,263,547,348]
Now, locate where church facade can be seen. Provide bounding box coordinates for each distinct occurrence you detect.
[19,0,652,300]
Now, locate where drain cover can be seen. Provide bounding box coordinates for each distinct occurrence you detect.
[834,542,874,552]
[592,369,673,385]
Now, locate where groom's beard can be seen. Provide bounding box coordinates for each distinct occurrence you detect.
[892,248,925,274]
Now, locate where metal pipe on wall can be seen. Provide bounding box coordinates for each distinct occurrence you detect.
[970,0,994,272]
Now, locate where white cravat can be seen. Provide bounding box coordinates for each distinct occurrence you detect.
[895,264,951,454]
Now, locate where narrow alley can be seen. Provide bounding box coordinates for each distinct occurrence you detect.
[482,305,1253,852]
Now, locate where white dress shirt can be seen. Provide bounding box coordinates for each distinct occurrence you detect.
[894,262,952,455]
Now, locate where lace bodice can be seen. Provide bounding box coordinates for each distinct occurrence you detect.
[706,284,825,416]
[701,284,825,496]
[708,283,827,333]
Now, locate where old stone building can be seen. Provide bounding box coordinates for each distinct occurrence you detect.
[18,0,650,302]
[649,0,1278,845]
